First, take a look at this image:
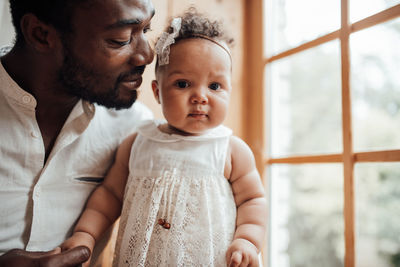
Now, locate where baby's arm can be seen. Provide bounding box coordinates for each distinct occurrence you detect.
[226,136,268,267]
[60,133,137,266]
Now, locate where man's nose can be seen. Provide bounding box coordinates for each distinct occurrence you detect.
[129,34,154,66]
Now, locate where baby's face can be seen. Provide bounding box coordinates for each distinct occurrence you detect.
[153,38,232,136]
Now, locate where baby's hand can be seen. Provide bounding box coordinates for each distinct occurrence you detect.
[60,232,95,267]
[226,238,259,267]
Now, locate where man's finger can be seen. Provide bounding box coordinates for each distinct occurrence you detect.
[19,249,59,258]
[43,246,90,267]
[48,247,61,255]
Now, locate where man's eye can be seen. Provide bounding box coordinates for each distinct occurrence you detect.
[175,80,190,88]
[111,38,132,46]
[209,83,221,90]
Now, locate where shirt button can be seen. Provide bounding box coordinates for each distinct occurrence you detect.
[31,131,39,138]
[22,95,31,104]
[34,188,41,198]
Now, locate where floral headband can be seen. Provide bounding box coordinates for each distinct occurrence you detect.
[154,17,232,66]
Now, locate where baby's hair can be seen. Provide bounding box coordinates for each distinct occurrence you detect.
[173,7,234,46]
[155,7,234,70]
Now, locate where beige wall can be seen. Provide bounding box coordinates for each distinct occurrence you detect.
[0,0,245,138]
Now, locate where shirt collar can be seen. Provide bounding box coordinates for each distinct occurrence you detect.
[0,54,37,110]
[0,46,96,119]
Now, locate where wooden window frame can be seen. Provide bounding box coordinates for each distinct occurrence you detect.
[244,1,400,267]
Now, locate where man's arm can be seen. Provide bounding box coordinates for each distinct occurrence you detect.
[60,133,137,264]
[226,136,268,267]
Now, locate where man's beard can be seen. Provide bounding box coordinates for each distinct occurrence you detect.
[58,45,145,110]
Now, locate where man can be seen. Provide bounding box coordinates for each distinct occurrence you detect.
[0,0,155,266]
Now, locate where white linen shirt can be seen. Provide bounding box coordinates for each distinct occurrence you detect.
[0,57,153,255]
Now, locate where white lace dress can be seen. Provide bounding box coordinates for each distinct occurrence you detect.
[113,120,237,267]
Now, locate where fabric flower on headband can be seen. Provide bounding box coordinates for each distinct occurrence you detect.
[155,17,182,66]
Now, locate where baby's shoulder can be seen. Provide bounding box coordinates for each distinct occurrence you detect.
[116,133,139,161]
[228,135,257,178]
[228,135,253,156]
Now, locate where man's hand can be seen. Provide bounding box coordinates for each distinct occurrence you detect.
[0,246,90,267]
[60,231,96,267]
[226,238,259,267]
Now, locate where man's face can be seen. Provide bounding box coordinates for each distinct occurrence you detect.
[58,0,155,109]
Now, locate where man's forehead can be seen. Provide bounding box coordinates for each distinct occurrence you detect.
[73,0,155,27]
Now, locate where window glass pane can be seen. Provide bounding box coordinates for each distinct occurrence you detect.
[351,19,400,152]
[269,164,344,267]
[267,41,342,157]
[264,0,340,56]
[355,163,400,267]
[350,0,399,23]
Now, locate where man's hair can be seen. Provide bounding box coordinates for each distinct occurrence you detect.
[9,0,91,45]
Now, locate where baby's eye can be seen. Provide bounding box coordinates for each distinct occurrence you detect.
[209,83,221,91]
[175,80,190,88]
[143,25,152,34]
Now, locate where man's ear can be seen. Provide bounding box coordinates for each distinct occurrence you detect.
[151,80,161,104]
[20,13,60,52]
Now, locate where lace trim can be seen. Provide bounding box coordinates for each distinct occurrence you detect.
[137,119,232,142]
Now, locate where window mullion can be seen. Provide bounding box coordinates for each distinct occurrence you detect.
[340,0,355,266]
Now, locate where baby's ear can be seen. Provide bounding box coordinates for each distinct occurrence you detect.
[151,80,161,104]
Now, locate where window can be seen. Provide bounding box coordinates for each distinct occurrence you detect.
[245,1,400,267]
